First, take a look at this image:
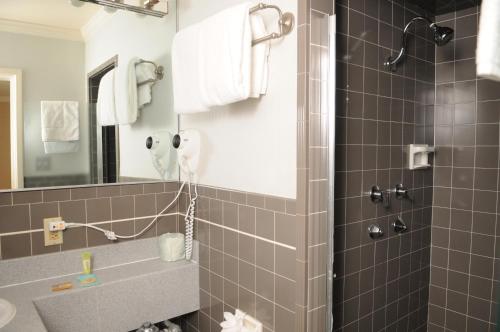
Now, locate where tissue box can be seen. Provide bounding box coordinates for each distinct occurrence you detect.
[158,233,185,262]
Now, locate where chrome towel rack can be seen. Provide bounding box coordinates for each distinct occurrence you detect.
[136,59,164,87]
[250,3,295,46]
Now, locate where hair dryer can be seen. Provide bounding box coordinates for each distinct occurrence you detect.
[145,130,176,180]
[174,129,201,180]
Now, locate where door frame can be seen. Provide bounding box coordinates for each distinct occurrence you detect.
[0,68,23,189]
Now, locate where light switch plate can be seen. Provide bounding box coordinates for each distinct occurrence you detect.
[44,217,63,246]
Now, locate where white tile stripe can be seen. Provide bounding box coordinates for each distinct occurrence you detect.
[1,211,297,253]
[0,212,178,237]
[188,215,297,251]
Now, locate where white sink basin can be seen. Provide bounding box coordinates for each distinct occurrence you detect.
[0,298,16,328]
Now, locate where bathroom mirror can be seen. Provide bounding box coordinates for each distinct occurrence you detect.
[0,0,178,191]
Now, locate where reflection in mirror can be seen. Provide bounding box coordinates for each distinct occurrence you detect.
[0,0,178,191]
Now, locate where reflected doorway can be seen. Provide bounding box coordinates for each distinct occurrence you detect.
[0,81,10,189]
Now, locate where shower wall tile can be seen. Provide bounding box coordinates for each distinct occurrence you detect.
[334,0,435,331]
[430,5,500,331]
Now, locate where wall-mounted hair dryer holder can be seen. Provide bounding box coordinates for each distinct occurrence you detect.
[145,130,176,180]
[172,130,201,180]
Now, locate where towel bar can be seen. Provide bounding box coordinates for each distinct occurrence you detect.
[250,3,295,46]
[136,59,164,87]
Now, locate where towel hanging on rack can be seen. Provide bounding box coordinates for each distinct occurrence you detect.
[249,3,295,46]
[136,59,163,109]
[171,2,295,113]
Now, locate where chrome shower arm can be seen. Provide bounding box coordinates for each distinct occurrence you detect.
[384,16,433,72]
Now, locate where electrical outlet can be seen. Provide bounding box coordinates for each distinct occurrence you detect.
[44,217,63,246]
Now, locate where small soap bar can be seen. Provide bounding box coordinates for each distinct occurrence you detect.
[158,233,185,262]
[77,274,99,287]
[52,282,73,292]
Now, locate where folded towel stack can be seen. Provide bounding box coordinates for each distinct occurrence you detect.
[477,0,500,81]
[97,58,158,126]
[97,69,117,126]
[41,101,80,154]
[172,2,270,114]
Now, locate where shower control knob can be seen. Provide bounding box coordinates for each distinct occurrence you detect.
[394,184,408,199]
[370,186,384,203]
[368,224,384,239]
[392,216,408,233]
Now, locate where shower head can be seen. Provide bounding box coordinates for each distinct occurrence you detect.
[384,16,454,71]
[430,24,454,46]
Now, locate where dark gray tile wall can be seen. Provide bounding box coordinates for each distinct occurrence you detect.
[429,4,500,331]
[334,0,435,330]
[0,182,179,259]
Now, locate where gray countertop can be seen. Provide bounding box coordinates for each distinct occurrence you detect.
[0,239,199,332]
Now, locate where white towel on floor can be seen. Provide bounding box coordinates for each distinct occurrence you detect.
[97,69,117,126]
[172,23,209,113]
[41,101,79,141]
[44,142,80,154]
[135,61,157,109]
[477,0,500,81]
[249,13,270,98]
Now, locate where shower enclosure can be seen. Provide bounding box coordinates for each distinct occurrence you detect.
[330,0,498,331]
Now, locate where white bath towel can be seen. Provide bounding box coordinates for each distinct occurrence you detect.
[41,101,79,141]
[114,57,139,125]
[249,13,270,98]
[172,23,209,113]
[97,69,117,126]
[44,142,80,154]
[135,61,157,109]
[172,2,256,113]
[477,0,500,81]
[198,2,253,107]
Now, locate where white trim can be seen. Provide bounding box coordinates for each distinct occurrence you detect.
[0,68,23,189]
[0,19,82,42]
[189,215,297,251]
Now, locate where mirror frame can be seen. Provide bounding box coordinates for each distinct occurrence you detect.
[0,68,23,190]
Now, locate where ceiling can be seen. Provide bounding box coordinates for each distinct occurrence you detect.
[0,0,100,31]
[406,0,480,15]
[0,81,9,99]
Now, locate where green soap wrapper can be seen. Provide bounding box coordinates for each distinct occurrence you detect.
[77,274,99,287]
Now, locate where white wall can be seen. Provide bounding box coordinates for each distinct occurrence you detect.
[0,31,88,178]
[84,4,178,181]
[178,0,297,199]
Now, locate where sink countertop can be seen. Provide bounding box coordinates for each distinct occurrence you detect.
[0,239,199,332]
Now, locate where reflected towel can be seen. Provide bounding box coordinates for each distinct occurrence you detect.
[41,101,79,141]
[97,69,117,126]
[477,0,500,81]
[136,61,157,109]
[114,57,139,125]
